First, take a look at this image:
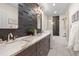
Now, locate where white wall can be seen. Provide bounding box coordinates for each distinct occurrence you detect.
[42,11,53,48]
[68,3,79,32]
[42,12,48,31]
[47,16,53,37]
[42,11,53,33]
[59,9,69,41]
[61,3,79,41]
[47,16,53,48]
[60,15,66,37]
[65,10,69,41]
[58,3,79,41]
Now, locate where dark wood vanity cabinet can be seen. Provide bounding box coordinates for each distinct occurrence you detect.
[16,35,50,56]
[36,35,50,56]
[16,43,37,56]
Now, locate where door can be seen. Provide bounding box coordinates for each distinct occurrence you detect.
[53,16,59,36]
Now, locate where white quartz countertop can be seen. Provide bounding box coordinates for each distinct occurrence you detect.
[0,31,51,56]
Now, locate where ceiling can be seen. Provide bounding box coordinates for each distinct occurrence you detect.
[6,3,18,8]
[5,3,70,16]
[40,3,70,16]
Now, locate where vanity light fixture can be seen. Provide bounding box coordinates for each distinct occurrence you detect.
[53,3,56,6]
[49,20,53,25]
[54,11,57,14]
[51,22,53,25]
[33,7,42,15]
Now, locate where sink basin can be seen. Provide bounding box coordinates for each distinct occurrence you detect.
[22,36,36,42]
[4,40,28,51]
[6,40,28,46]
[16,36,32,42]
[6,40,17,44]
[0,40,28,56]
[21,34,42,42]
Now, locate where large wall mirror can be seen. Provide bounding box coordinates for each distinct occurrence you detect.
[0,3,18,29]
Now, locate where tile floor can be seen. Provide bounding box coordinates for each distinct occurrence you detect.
[48,36,75,56]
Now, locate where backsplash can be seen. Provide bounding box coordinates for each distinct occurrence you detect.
[0,3,38,40]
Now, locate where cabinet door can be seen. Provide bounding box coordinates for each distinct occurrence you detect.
[36,35,50,56]
[16,44,37,56]
[36,38,47,56]
[44,35,50,55]
[36,42,40,56]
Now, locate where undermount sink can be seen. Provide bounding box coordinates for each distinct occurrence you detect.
[21,34,42,42]
[4,40,28,50]
[6,40,17,44]
[7,40,27,46]
[21,36,36,42]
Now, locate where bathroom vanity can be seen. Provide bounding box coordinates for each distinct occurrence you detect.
[0,31,50,56]
[0,3,50,56]
[16,34,50,56]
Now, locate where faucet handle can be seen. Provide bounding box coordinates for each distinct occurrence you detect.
[11,33,16,40]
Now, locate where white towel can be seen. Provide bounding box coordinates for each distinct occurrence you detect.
[73,23,79,51]
[68,20,79,51]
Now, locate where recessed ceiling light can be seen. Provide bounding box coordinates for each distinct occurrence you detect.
[54,11,57,14]
[53,3,56,6]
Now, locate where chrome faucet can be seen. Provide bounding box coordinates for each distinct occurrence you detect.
[8,33,13,41]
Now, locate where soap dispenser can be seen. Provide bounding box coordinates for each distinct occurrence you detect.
[34,29,37,35]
